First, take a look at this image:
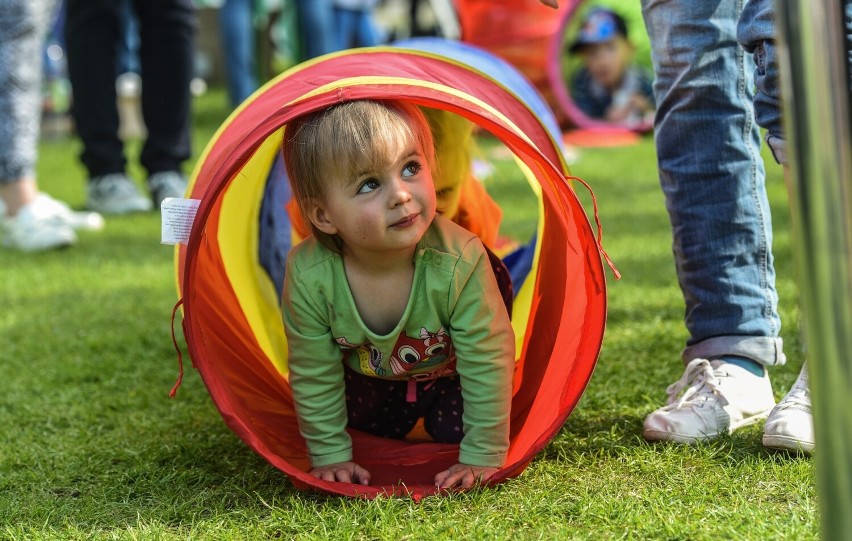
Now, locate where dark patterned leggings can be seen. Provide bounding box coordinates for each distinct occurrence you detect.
[344,366,464,443]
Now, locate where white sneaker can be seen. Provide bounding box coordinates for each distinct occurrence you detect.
[1,197,77,251]
[763,364,814,454]
[86,173,153,214]
[32,193,105,231]
[643,358,776,443]
[148,171,188,209]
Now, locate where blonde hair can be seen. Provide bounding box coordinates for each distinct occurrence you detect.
[283,100,435,253]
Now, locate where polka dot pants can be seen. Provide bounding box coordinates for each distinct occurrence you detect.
[344,367,464,443]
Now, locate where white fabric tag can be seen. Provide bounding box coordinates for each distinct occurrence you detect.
[161,197,201,245]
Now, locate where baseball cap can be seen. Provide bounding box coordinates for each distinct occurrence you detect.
[568,8,629,53]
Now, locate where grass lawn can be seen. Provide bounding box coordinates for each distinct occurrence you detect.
[0,88,816,540]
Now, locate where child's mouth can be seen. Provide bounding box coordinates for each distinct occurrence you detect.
[391,213,419,228]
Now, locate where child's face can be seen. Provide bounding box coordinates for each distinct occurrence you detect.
[311,137,437,258]
[580,37,634,90]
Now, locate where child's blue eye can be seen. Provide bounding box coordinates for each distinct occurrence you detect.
[402,161,422,178]
[357,179,380,194]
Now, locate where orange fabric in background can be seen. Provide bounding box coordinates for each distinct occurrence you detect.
[455,0,571,126]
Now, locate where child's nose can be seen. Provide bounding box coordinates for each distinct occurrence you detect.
[389,177,413,206]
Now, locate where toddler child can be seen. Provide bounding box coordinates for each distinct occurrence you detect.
[281,100,515,489]
[568,7,655,126]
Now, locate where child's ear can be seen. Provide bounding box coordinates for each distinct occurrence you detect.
[307,203,338,235]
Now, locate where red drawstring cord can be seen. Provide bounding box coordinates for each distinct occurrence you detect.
[169,298,185,398]
[565,175,622,280]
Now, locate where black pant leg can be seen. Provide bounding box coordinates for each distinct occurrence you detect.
[133,0,195,176]
[64,0,125,178]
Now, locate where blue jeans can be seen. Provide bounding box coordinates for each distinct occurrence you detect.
[333,8,381,49]
[295,0,336,59]
[219,0,257,107]
[738,0,785,165]
[641,0,785,367]
[116,0,140,75]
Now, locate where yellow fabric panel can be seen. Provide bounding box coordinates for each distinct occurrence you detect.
[218,128,291,376]
[510,158,544,360]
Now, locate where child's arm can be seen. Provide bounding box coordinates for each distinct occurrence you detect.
[436,237,515,488]
[282,255,369,482]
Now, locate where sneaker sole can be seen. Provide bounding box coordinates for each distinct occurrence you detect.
[762,434,815,454]
[643,408,773,444]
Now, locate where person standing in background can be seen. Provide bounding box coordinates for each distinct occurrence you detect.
[64,0,195,214]
[1,0,104,251]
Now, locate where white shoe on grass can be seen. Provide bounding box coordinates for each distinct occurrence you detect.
[2,196,77,251]
[32,193,104,231]
[763,364,814,454]
[86,173,153,214]
[643,358,776,443]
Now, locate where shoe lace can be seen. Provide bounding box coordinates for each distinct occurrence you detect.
[664,358,723,409]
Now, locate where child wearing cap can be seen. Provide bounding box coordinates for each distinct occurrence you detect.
[567,7,655,127]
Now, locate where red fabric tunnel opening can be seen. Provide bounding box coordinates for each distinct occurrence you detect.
[176,47,608,499]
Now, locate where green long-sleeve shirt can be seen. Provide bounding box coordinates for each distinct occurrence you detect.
[282,215,514,468]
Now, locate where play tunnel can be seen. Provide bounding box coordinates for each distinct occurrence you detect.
[174,39,610,499]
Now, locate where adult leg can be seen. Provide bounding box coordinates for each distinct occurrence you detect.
[116,0,140,75]
[295,0,336,60]
[64,0,125,177]
[641,0,782,443]
[738,0,785,165]
[737,0,852,454]
[133,0,194,177]
[0,0,87,251]
[333,7,358,50]
[0,0,54,188]
[354,9,382,47]
[219,0,256,107]
[65,0,153,214]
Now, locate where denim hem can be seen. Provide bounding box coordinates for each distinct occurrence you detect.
[682,335,786,367]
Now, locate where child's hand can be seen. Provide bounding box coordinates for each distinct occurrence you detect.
[310,461,371,485]
[434,463,499,489]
